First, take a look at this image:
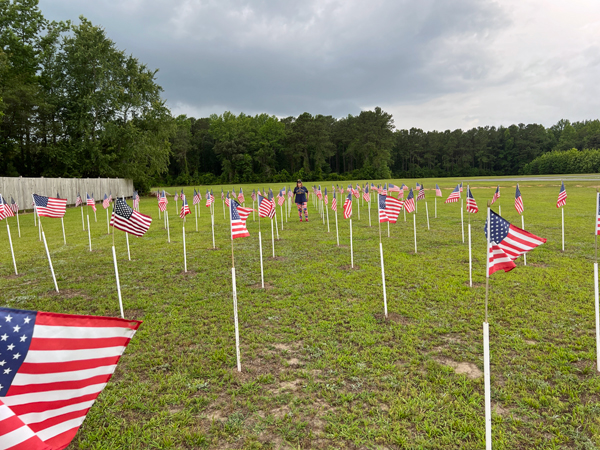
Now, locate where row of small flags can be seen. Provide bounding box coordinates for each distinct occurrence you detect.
[0,180,580,449]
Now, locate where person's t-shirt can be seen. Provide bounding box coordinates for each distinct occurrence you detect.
[293,186,308,204]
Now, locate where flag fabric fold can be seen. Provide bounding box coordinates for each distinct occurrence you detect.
[111,198,152,237]
[33,194,67,218]
[556,182,567,208]
[466,187,479,213]
[445,186,460,204]
[515,184,524,214]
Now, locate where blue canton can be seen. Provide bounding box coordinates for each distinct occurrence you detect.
[379,195,386,210]
[0,308,37,396]
[33,194,49,208]
[484,210,511,244]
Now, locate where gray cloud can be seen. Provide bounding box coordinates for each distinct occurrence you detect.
[39,0,600,130]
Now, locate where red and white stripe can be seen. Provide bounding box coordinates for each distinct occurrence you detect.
[488,244,517,275]
[1,313,139,450]
[258,199,274,218]
[110,210,152,237]
[343,198,352,219]
[385,197,403,223]
[515,196,524,214]
[331,197,337,212]
[237,207,254,222]
[36,197,67,219]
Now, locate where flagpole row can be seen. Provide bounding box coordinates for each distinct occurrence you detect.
[87,215,92,251]
[42,231,59,293]
[112,245,124,319]
[7,223,17,275]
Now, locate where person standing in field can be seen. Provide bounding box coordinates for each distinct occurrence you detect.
[294,179,309,222]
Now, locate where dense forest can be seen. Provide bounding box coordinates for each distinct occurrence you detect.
[2,1,600,192]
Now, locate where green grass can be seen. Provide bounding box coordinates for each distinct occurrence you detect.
[2,175,600,449]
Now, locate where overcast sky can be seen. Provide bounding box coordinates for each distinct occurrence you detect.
[40,0,600,131]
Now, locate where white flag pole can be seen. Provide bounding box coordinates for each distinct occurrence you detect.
[484,202,492,450]
[387,221,390,238]
[61,217,66,245]
[404,208,406,222]
[253,201,255,222]
[499,205,501,216]
[259,231,264,288]
[87,214,92,252]
[228,202,242,372]
[561,207,565,252]
[461,199,465,243]
[125,231,131,261]
[94,208,97,223]
[166,211,171,243]
[222,199,225,220]
[468,221,472,288]
[357,196,360,220]
[368,196,372,227]
[426,202,430,230]
[211,211,216,249]
[413,213,417,254]
[335,204,339,246]
[280,204,284,231]
[15,209,21,237]
[350,218,353,268]
[158,204,161,220]
[32,195,41,241]
[183,223,187,272]
[7,222,17,275]
[42,229,59,293]
[81,205,85,231]
[195,204,199,232]
[378,194,388,318]
[112,245,124,319]
[271,217,275,257]
[522,215,526,265]
[275,213,280,240]
[106,208,109,234]
[595,191,599,372]
[326,202,330,232]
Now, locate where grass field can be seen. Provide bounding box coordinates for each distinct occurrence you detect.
[2,176,600,449]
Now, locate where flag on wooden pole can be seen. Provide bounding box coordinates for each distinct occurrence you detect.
[515,184,524,214]
[445,186,460,203]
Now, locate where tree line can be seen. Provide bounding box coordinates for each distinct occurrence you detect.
[2,1,600,192]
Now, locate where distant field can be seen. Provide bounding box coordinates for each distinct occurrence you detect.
[2,176,600,449]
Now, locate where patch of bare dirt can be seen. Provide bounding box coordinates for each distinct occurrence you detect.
[3,273,22,279]
[524,340,537,345]
[272,379,302,393]
[434,357,483,379]
[287,357,302,366]
[373,312,411,325]
[250,282,275,290]
[493,403,509,416]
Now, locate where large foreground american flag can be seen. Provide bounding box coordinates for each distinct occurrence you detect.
[485,210,546,275]
[230,200,250,239]
[110,198,152,237]
[33,194,67,219]
[0,307,141,450]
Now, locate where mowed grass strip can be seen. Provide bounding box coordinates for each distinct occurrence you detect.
[2,176,600,449]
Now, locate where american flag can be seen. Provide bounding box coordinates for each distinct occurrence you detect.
[417,185,425,201]
[556,182,567,208]
[324,187,328,205]
[401,183,407,191]
[180,196,191,218]
[491,185,500,205]
[596,193,600,236]
[416,182,421,191]
[174,192,179,202]
[353,185,360,199]
[158,191,168,212]
[0,307,140,450]
[388,184,400,193]
[317,186,323,200]
[331,191,337,212]
[10,197,19,214]
[33,194,67,218]
[133,191,140,209]
[205,190,214,207]
[445,185,460,204]
[288,188,293,199]
[0,195,13,219]
[277,190,285,206]
[225,192,231,207]
[86,193,96,212]
[339,185,344,195]
[108,192,113,204]
[267,191,277,218]
[238,188,245,204]
[485,209,546,275]
[466,186,479,213]
[258,194,274,218]
[363,185,370,202]
[75,193,83,207]
[343,193,352,219]
[459,182,463,193]
[515,184,524,214]
[111,198,152,236]
[436,184,442,197]
[386,196,403,223]
[251,190,257,202]
[221,189,224,200]
[230,200,250,239]
[102,194,110,209]
[193,189,201,205]
[404,188,415,213]
[382,184,387,196]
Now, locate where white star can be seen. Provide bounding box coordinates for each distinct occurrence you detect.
[0,334,7,341]
[13,325,20,333]
[19,335,26,342]
[23,317,31,324]
[0,360,5,366]
[3,368,11,375]
[0,384,3,390]
[4,315,12,323]
[12,353,20,359]
[7,344,14,351]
